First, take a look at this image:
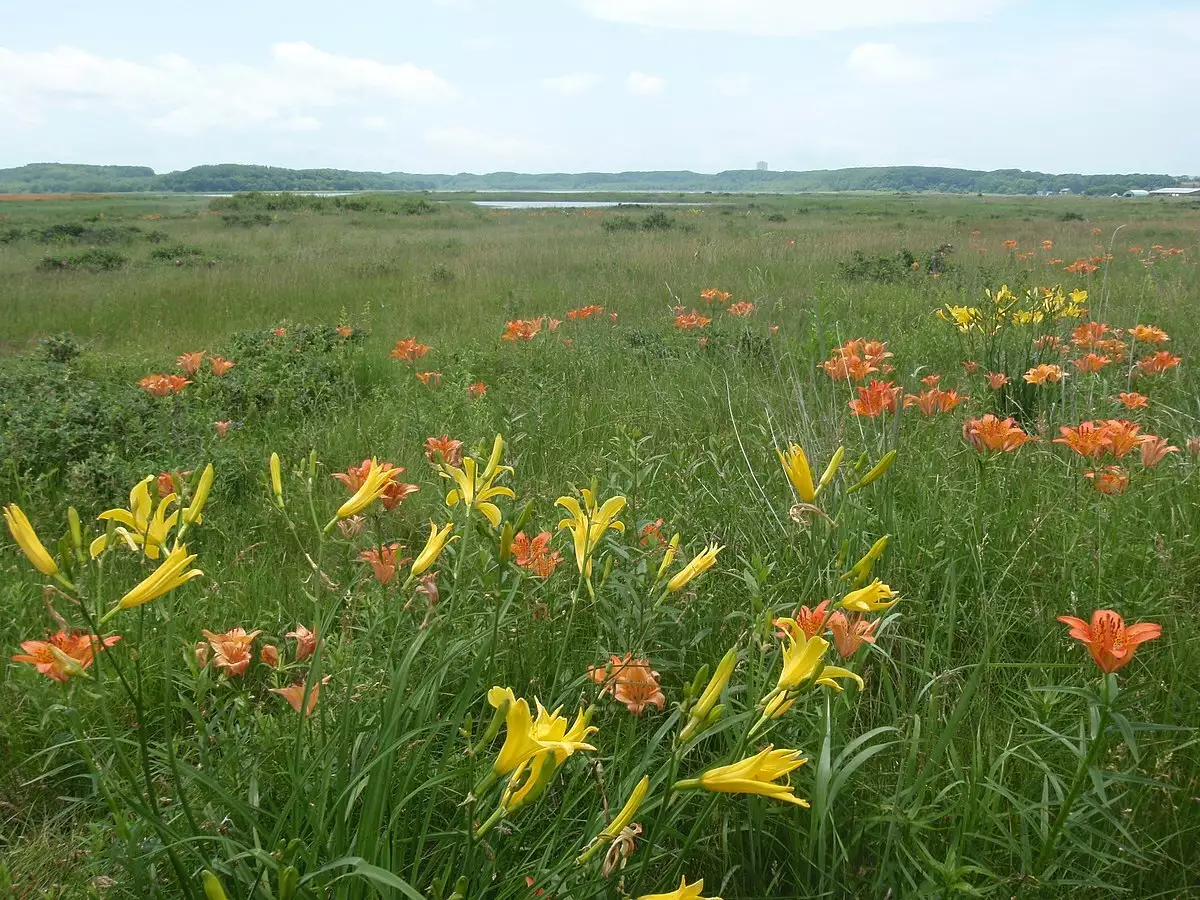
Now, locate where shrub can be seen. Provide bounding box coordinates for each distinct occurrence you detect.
[149,243,207,261]
[430,263,455,284]
[400,198,438,215]
[1059,211,1085,222]
[765,212,788,222]
[601,215,639,232]
[641,211,675,231]
[37,248,129,272]
[38,332,83,364]
[220,212,275,227]
[0,225,23,244]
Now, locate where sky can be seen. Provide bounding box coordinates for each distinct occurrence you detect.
[2,0,1198,176]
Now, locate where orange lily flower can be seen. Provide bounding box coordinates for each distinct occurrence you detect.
[1084,466,1128,495]
[332,459,418,510]
[424,435,464,467]
[962,415,1037,453]
[512,531,563,578]
[1023,364,1065,385]
[260,644,280,667]
[286,624,318,661]
[1072,353,1111,374]
[588,653,666,716]
[985,372,1009,390]
[390,338,431,363]
[1056,609,1161,673]
[1129,325,1169,344]
[12,630,121,682]
[416,371,442,386]
[200,627,263,676]
[961,360,979,374]
[177,351,206,375]
[849,380,900,418]
[777,600,831,640]
[699,288,731,304]
[1139,436,1179,468]
[214,421,232,437]
[467,381,488,399]
[639,518,666,548]
[272,675,331,716]
[1053,422,1109,459]
[502,319,543,341]
[727,301,755,317]
[139,374,191,396]
[336,325,354,338]
[826,611,879,658]
[1033,335,1062,352]
[1134,351,1181,376]
[1002,239,1018,249]
[567,305,604,320]
[674,309,712,330]
[1100,419,1143,458]
[359,542,407,585]
[1071,322,1109,349]
[209,355,235,376]
[920,374,941,388]
[1115,392,1148,410]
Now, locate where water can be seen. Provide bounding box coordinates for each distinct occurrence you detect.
[471,200,696,209]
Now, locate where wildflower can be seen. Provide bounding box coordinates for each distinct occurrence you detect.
[1033,335,1062,351]
[727,301,755,317]
[441,435,515,528]
[415,371,442,386]
[260,644,280,667]
[512,531,562,578]
[269,452,284,508]
[985,372,1009,390]
[921,374,941,388]
[1130,325,1169,344]
[679,646,737,742]
[486,689,597,792]
[639,518,666,547]
[1072,353,1111,374]
[4,503,59,576]
[1139,436,1179,468]
[90,476,178,559]
[11,630,121,683]
[1084,466,1129,495]
[499,701,598,813]
[840,579,900,613]
[271,676,331,716]
[548,318,562,332]
[336,325,354,338]
[783,600,831,639]
[556,489,626,578]
[1187,437,1200,456]
[209,356,235,376]
[848,450,898,494]
[827,611,879,658]
[699,288,731,304]
[332,459,414,518]
[1056,609,1161,673]
[769,324,780,335]
[1070,322,1109,349]
[577,775,650,865]
[588,653,666,715]
[1116,392,1149,410]
[1023,364,1065,385]
[200,627,262,676]
[1064,259,1098,275]
[676,745,809,806]
[666,544,722,593]
[502,319,542,341]
[1129,246,1143,254]
[778,443,842,503]
[963,415,1036,453]
[177,351,206,375]
[1134,351,1181,376]
[194,641,209,667]
[467,381,488,399]
[903,388,967,416]
[610,312,619,324]
[820,352,876,381]
[416,571,439,608]
[636,876,719,900]
[139,374,191,396]
[273,328,286,337]
[286,624,318,661]
[848,380,901,417]
[102,546,202,622]
[424,435,464,467]
[936,305,980,332]
[411,522,456,577]
[1101,419,1143,458]
[359,542,406,585]
[1053,422,1109,459]
[337,516,364,538]
[567,305,605,320]
[1002,239,1018,249]
[212,420,231,438]
[390,338,431,363]
[674,309,712,330]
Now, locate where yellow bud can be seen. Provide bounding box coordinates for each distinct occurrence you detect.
[270,452,284,508]
[848,450,897,493]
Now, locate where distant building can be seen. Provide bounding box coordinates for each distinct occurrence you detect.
[1148,187,1200,196]
[1058,188,1072,194]
[756,161,768,171]
[1123,190,1150,198]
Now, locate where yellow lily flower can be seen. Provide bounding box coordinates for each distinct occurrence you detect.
[91,477,179,559]
[676,745,809,807]
[556,489,626,578]
[336,457,399,519]
[269,452,284,508]
[637,876,720,900]
[679,646,737,742]
[772,626,864,694]
[102,545,202,622]
[4,503,59,576]
[936,304,980,332]
[839,579,900,613]
[665,544,722,593]
[182,463,214,526]
[500,702,597,812]
[778,443,842,504]
[410,521,456,577]
[441,435,515,528]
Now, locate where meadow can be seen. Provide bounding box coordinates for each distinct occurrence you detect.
[1,189,1198,899]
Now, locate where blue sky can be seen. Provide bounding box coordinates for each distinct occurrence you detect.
[2,1,1197,175]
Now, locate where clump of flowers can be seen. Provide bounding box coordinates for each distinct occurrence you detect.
[139,374,191,397]
[502,319,543,342]
[727,301,755,317]
[567,305,605,320]
[903,386,967,416]
[588,653,666,715]
[674,309,711,330]
[849,380,901,417]
[390,338,431,363]
[699,288,731,304]
[820,339,893,381]
[512,531,562,578]
[963,415,1037,453]
[332,460,419,511]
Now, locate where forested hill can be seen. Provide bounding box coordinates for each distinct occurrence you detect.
[0,162,1184,195]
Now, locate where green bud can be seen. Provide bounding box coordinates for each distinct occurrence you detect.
[459,712,474,742]
[448,876,469,900]
[307,448,319,481]
[201,871,228,900]
[67,507,84,557]
[599,555,614,589]
[278,866,299,900]
[513,500,534,535]
[688,664,710,700]
[499,522,514,565]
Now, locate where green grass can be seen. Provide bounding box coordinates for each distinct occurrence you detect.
[1,191,1198,899]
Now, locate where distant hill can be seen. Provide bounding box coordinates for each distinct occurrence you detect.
[0,162,1184,196]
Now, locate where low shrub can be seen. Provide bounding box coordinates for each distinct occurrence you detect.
[37,248,129,272]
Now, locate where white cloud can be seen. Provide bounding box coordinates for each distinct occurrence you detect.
[626,71,664,96]
[541,73,602,95]
[846,43,933,81]
[0,43,454,136]
[580,0,1006,36]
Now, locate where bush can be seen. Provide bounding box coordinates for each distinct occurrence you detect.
[765,212,788,222]
[601,215,639,233]
[38,332,83,364]
[221,212,275,227]
[149,243,207,261]
[400,198,438,215]
[1059,211,1085,222]
[838,244,955,281]
[37,248,129,272]
[0,225,23,244]
[641,211,675,231]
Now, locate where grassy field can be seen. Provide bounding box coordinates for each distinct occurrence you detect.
[1,190,1198,899]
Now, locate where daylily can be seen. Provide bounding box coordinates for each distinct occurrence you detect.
[201,627,263,676]
[333,459,418,512]
[102,545,202,621]
[441,435,514,528]
[1140,436,1179,468]
[177,351,206,375]
[4,503,59,576]
[512,531,562,578]
[1057,609,1161,673]
[778,443,842,504]
[270,452,284,508]
[359,542,406,585]
[424,435,463,467]
[410,521,456,577]
[500,701,598,812]
[272,676,331,716]
[665,544,722,593]
[12,630,121,682]
[839,579,900,613]
[675,745,809,807]
[556,489,627,579]
[678,646,737,742]
[770,627,863,695]
[578,775,651,865]
[90,476,178,559]
[827,611,880,658]
[588,653,666,715]
[841,535,889,587]
[335,457,402,520]
[636,876,719,900]
[781,601,831,639]
[286,624,318,661]
[182,463,214,527]
[209,355,235,376]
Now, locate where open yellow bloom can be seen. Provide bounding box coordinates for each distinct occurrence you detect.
[410,521,456,577]
[778,443,842,503]
[772,627,864,694]
[441,435,515,528]
[556,488,626,578]
[500,701,597,812]
[676,745,809,807]
[4,503,59,576]
[937,304,980,332]
[666,544,722,593]
[102,545,203,622]
[679,646,737,742]
[91,476,179,559]
[638,876,721,900]
[336,457,400,519]
[839,579,900,613]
